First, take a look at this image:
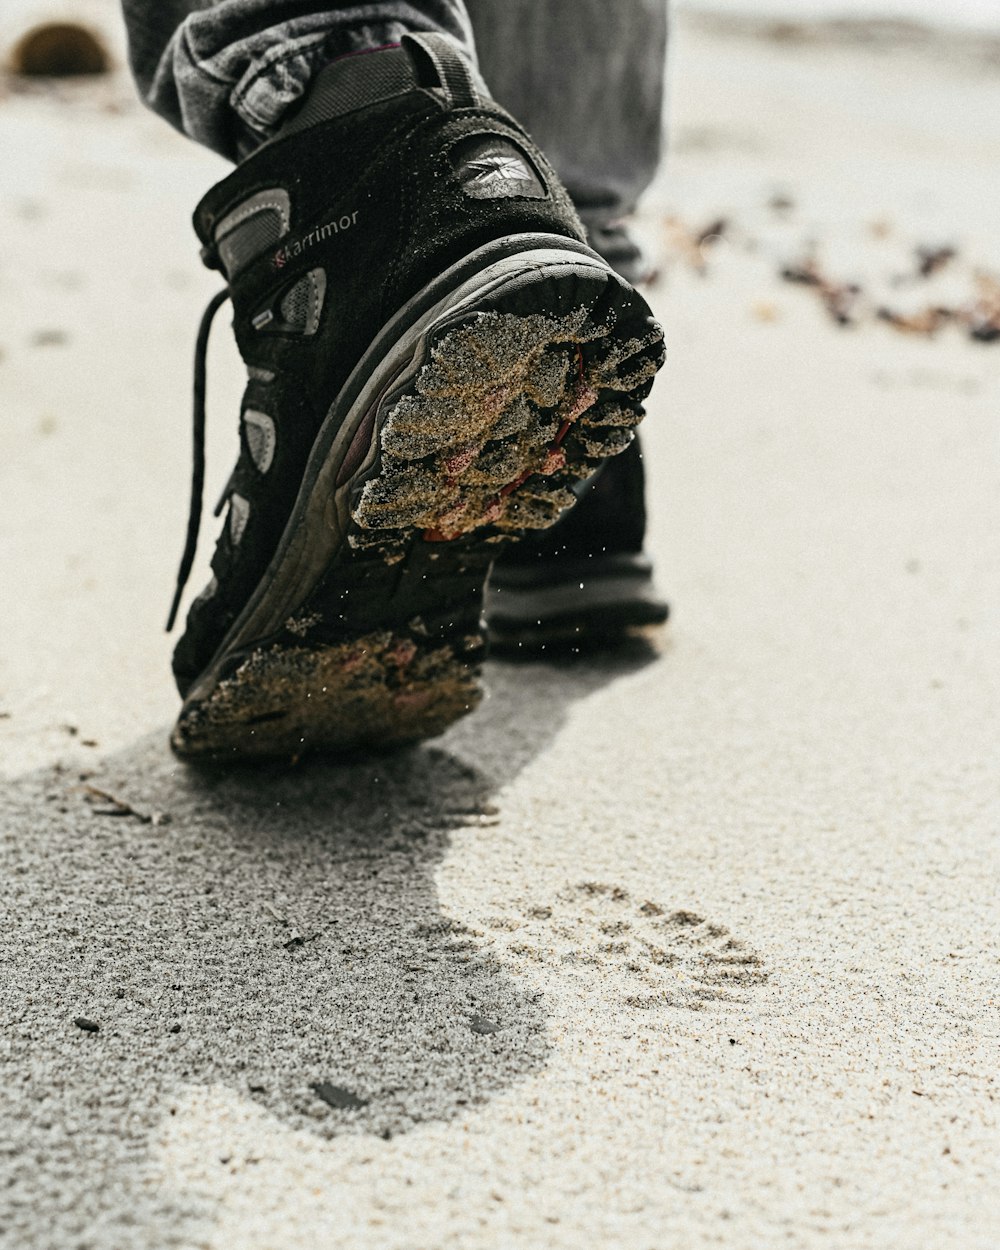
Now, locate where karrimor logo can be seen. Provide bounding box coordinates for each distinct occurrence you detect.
[274,211,359,268]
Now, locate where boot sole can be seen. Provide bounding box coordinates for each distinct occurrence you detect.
[172,236,664,759]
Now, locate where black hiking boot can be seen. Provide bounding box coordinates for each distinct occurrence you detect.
[486,436,669,652]
[168,34,665,760]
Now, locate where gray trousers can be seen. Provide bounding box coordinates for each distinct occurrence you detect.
[121,0,668,230]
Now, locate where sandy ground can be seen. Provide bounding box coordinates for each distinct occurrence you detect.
[2,13,999,1250]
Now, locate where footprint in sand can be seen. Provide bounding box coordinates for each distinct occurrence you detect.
[485,882,767,1010]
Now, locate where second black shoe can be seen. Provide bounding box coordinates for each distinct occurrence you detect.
[168,34,665,760]
[485,436,669,652]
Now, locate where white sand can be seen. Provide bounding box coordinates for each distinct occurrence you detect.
[1,13,998,1249]
[678,0,1000,34]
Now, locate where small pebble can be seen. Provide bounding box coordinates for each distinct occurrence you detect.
[311,1082,367,1110]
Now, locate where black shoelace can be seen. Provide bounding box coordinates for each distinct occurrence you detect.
[166,287,231,632]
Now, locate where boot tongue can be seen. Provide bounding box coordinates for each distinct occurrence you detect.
[274,45,420,142]
[274,33,489,144]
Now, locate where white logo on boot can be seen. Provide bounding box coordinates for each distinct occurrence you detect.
[463,154,533,190]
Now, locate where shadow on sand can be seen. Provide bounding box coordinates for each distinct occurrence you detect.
[2,642,659,1241]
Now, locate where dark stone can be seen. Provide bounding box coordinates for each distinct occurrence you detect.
[311,1082,368,1110]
